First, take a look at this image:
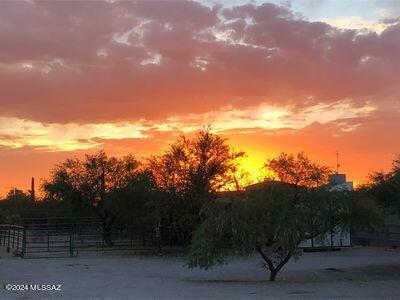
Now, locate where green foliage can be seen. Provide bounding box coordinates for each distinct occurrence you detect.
[189,186,303,270]
[189,183,379,281]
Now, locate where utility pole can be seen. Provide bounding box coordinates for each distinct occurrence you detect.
[336,151,340,174]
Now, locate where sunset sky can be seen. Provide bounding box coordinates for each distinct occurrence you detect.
[1,0,400,195]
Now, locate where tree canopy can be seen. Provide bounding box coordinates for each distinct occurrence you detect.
[367,157,400,216]
[265,152,331,188]
[189,153,379,281]
[42,151,153,245]
[148,130,245,198]
[146,130,245,233]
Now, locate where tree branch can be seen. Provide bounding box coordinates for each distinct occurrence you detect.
[257,246,275,271]
[274,251,292,274]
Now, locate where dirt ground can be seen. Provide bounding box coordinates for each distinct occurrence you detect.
[1,247,400,299]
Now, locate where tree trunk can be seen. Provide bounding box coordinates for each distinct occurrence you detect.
[102,216,115,247]
[269,270,277,282]
[102,222,112,247]
[257,246,292,282]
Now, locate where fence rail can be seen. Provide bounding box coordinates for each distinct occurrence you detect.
[23,226,160,257]
[0,225,25,256]
[351,224,400,247]
[0,220,181,258]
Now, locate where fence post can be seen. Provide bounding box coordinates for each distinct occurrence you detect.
[12,227,15,249]
[69,229,74,257]
[155,225,161,254]
[47,228,50,252]
[169,226,172,249]
[4,226,7,246]
[16,227,20,253]
[7,226,10,253]
[101,227,104,250]
[130,232,133,249]
[22,227,26,258]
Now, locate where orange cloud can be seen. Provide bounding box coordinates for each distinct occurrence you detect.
[0,1,399,195]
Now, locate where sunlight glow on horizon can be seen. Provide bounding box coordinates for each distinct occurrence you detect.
[0,0,398,197]
[0,100,375,152]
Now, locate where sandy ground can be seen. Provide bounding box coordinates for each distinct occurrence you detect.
[1,247,400,299]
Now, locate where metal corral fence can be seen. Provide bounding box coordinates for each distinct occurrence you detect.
[0,225,25,256]
[23,226,159,258]
[351,224,400,248]
[0,218,183,258]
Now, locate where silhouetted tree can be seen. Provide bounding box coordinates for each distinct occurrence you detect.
[149,130,245,197]
[43,151,150,246]
[147,129,245,237]
[368,157,400,216]
[265,152,331,188]
[0,188,31,223]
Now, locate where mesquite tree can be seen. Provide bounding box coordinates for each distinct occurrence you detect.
[189,184,377,281]
[43,151,150,246]
[189,153,378,281]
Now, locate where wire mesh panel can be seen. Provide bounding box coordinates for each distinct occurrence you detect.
[351,224,400,247]
[0,225,25,256]
[24,227,72,257]
[1,217,190,258]
[9,218,163,258]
